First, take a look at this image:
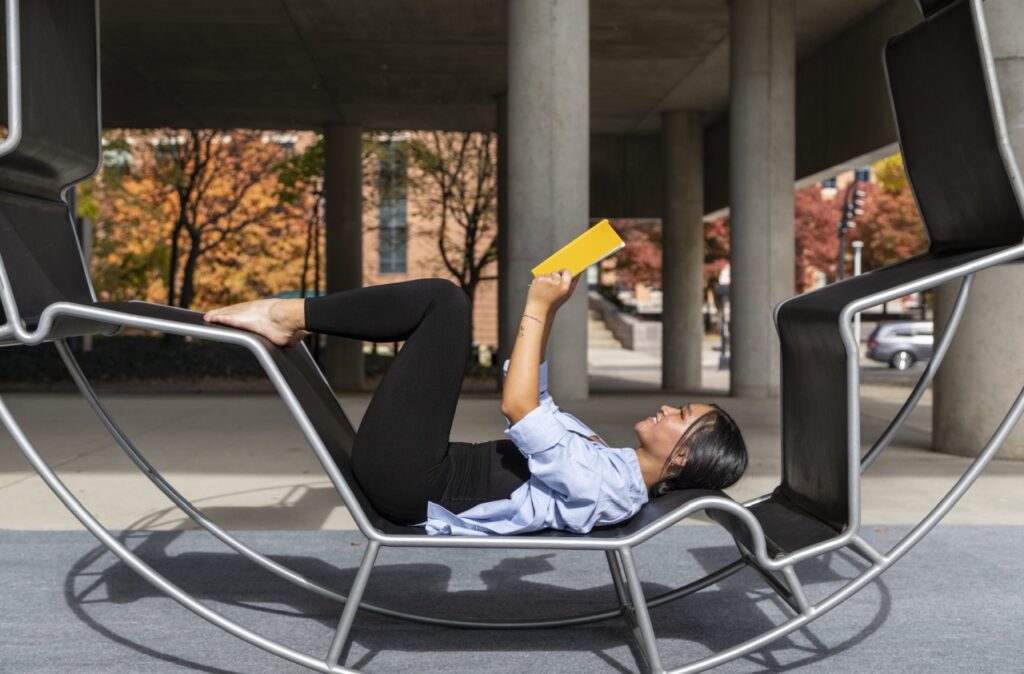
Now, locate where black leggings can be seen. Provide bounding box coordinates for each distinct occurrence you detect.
[304,279,530,524]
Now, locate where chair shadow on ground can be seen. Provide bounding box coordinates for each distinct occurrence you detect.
[64,530,891,674]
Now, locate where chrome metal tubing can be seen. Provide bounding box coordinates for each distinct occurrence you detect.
[0,0,23,158]
[662,379,1024,673]
[0,395,359,674]
[605,549,632,613]
[849,536,885,565]
[21,303,773,564]
[762,239,1024,573]
[971,0,1024,211]
[55,340,359,602]
[743,559,799,613]
[619,548,665,674]
[607,550,644,661]
[22,296,1024,673]
[644,559,746,612]
[21,251,1024,674]
[326,540,380,668]
[879,378,1024,565]
[780,566,811,616]
[5,2,1022,672]
[861,274,975,473]
[56,338,748,630]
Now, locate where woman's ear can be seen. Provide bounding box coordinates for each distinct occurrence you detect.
[669,449,688,470]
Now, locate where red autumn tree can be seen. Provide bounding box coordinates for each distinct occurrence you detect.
[794,184,843,291]
[851,181,928,271]
[704,217,730,286]
[614,219,662,288]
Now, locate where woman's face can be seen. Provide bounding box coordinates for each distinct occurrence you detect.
[634,403,716,465]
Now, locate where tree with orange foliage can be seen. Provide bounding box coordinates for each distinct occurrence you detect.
[277,135,326,300]
[83,129,311,310]
[162,130,295,308]
[79,131,169,303]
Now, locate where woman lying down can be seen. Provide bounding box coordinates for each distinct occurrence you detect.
[203,271,747,535]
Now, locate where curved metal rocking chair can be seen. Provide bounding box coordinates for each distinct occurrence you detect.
[3,0,1024,672]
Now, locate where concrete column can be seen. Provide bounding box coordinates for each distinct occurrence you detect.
[728,0,795,398]
[322,124,364,391]
[507,0,589,400]
[934,0,1024,459]
[496,93,514,375]
[661,111,704,392]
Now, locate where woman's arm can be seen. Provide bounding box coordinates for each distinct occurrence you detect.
[501,270,579,423]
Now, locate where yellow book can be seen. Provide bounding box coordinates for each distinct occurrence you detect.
[531,219,625,277]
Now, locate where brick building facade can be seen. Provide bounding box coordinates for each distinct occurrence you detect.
[360,133,499,348]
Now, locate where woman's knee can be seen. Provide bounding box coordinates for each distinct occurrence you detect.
[425,278,469,313]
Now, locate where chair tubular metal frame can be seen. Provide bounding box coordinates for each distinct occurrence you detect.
[6,249,1022,674]
[57,337,754,631]
[4,0,1024,672]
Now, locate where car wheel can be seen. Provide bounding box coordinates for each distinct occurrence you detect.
[889,351,915,370]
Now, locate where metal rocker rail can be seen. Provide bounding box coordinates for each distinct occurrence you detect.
[3,0,1024,671]
[2,248,1019,674]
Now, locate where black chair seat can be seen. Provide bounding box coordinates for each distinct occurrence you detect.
[707,490,842,559]
[86,301,749,541]
[354,488,738,539]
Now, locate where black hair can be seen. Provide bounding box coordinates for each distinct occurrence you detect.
[650,404,748,497]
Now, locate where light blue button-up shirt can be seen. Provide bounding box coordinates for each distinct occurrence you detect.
[425,361,649,536]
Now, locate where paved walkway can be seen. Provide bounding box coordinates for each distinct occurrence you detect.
[2,337,1022,531]
[588,334,728,392]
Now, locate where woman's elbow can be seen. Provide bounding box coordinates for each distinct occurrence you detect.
[501,400,533,424]
[500,403,523,423]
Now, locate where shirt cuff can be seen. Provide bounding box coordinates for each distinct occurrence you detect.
[506,403,567,456]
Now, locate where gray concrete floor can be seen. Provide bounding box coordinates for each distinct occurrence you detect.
[2,339,1022,531]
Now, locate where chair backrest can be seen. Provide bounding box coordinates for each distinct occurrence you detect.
[917,0,959,19]
[886,0,1024,252]
[776,0,1024,537]
[0,0,100,329]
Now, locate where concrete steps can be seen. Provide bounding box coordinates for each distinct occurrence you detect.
[588,310,624,349]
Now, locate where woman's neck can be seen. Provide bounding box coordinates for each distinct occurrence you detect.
[633,447,664,489]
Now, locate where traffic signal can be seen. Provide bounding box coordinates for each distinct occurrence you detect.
[844,188,866,228]
[853,188,866,215]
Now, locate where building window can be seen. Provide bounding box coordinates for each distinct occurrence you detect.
[855,166,871,182]
[263,132,298,154]
[378,140,407,274]
[101,137,133,177]
[821,177,837,189]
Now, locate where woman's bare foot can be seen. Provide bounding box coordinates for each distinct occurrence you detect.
[203,299,309,347]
